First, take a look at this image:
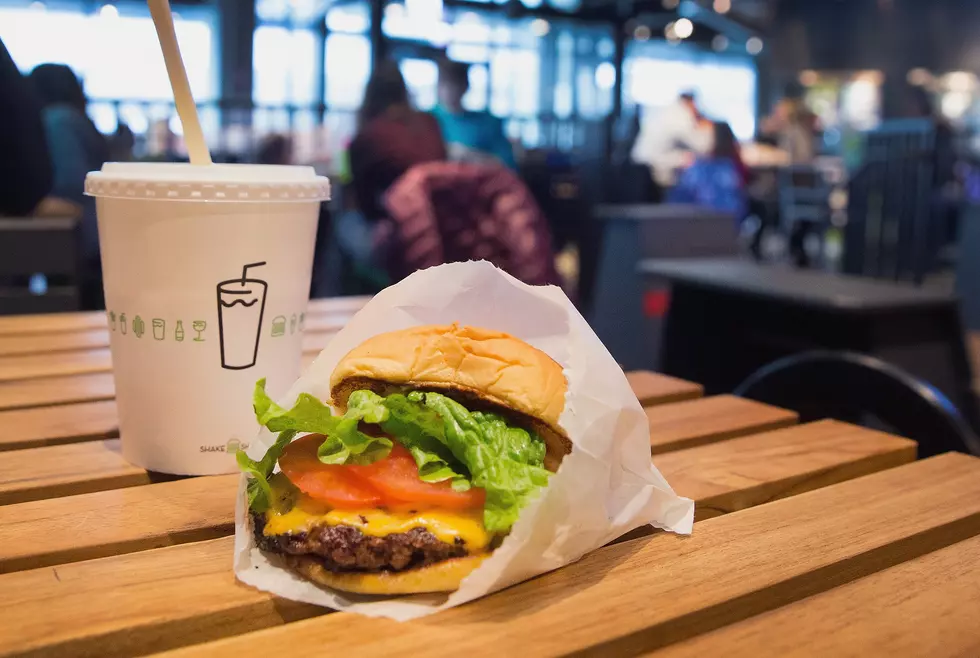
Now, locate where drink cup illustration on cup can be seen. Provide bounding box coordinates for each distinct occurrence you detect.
[216,262,268,370]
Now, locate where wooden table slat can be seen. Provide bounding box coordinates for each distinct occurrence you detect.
[0,370,702,449]
[0,348,113,382]
[0,311,105,336]
[0,400,119,452]
[0,330,340,382]
[154,453,980,658]
[625,371,702,406]
[653,533,980,658]
[0,475,238,574]
[0,329,110,357]
[0,320,348,358]
[0,296,371,338]
[0,439,156,506]
[0,372,115,411]
[0,421,917,658]
[648,395,797,454]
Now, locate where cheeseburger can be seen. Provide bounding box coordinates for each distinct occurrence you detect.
[239,324,570,595]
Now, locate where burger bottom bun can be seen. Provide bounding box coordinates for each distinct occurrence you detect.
[285,553,489,595]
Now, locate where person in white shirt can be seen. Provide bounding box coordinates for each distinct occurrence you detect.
[631,92,713,192]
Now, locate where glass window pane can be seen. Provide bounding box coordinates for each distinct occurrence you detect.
[326,3,370,33]
[400,59,438,110]
[512,50,539,116]
[0,7,216,102]
[256,0,288,21]
[254,26,317,106]
[462,64,488,111]
[119,103,150,134]
[325,35,372,110]
[88,102,117,134]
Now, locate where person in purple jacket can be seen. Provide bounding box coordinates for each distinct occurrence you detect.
[668,121,748,220]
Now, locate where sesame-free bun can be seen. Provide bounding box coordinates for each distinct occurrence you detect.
[286,553,488,595]
[330,324,570,469]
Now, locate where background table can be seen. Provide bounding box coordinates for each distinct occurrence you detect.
[0,301,977,657]
[641,258,979,433]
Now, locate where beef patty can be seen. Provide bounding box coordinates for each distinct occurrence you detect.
[252,511,467,573]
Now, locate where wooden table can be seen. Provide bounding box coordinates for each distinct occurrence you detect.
[0,301,978,657]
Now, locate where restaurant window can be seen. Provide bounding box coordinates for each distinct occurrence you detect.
[0,0,217,144]
[624,41,757,141]
[253,26,318,107]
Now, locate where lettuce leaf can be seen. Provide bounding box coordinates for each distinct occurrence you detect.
[251,379,392,465]
[371,392,470,489]
[246,380,553,532]
[236,429,296,513]
[407,391,552,533]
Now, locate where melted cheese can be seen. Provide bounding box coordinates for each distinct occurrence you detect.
[263,474,491,551]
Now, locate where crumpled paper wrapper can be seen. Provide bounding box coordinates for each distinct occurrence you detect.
[235,261,694,620]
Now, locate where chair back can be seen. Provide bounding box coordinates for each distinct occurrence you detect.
[0,217,81,314]
[735,350,980,458]
[778,165,831,226]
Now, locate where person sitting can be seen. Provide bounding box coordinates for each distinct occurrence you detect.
[431,58,516,169]
[348,62,447,222]
[29,63,109,309]
[29,64,108,216]
[380,161,560,288]
[631,91,713,199]
[340,63,447,292]
[0,38,52,217]
[668,121,748,220]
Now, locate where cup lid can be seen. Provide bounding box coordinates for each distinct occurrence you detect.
[85,163,330,202]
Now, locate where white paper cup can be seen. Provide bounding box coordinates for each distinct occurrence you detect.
[85,163,330,475]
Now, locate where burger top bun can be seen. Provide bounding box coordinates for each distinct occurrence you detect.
[329,324,571,470]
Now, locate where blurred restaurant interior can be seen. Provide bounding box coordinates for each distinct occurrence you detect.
[5,0,980,456]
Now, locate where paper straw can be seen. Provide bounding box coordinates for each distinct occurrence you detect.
[147,0,212,165]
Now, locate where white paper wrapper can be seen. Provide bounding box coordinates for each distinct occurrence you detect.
[235,261,694,620]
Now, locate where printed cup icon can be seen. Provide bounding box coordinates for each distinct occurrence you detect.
[271,315,286,337]
[152,319,165,341]
[217,262,268,370]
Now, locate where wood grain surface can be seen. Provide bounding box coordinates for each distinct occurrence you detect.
[0,372,115,411]
[0,371,703,450]
[0,475,238,574]
[0,400,118,452]
[0,348,112,382]
[156,453,980,658]
[652,534,980,658]
[0,422,917,657]
[625,371,702,405]
[0,331,340,382]
[0,311,106,336]
[0,296,370,338]
[0,330,110,357]
[663,419,917,520]
[0,322,348,358]
[0,439,160,505]
[648,395,797,454]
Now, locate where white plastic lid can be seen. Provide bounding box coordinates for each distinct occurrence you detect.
[85,162,330,202]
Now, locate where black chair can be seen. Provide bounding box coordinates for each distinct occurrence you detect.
[734,350,980,459]
[779,165,830,268]
[0,217,81,314]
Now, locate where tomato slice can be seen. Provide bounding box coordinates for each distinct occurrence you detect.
[278,434,385,508]
[347,444,486,510]
[279,436,486,510]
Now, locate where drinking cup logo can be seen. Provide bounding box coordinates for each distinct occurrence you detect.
[217,262,268,370]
